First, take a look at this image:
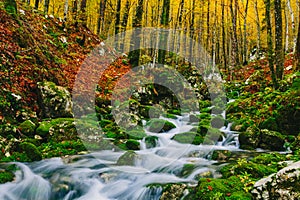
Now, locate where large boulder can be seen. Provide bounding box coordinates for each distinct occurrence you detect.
[259,129,285,151]
[37,81,73,118]
[251,161,300,200]
[238,127,260,150]
[239,127,285,151]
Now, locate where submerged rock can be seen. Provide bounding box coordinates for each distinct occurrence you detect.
[251,161,300,200]
[37,81,73,118]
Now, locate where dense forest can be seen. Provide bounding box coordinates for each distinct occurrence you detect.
[0,0,299,199]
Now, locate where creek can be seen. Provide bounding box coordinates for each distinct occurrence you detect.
[0,114,241,200]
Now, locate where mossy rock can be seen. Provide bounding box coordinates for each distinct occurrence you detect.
[189,114,199,123]
[227,191,252,200]
[211,115,226,129]
[139,105,161,119]
[172,132,203,145]
[36,121,52,137]
[160,183,187,200]
[162,113,178,119]
[180,164,196,177]
[19,142,42,161]
[0,170,15,184]
[238,127,260,150]
[167,109,181,115]
[145,136,158,148]
[258,117,279,131]
[125,139,140,150]
[198,113,211,120]
[259,129,285,151]
[203,127,223,144]
[18,120,36,137]
[211,150,232,161]
[220,160,276,179]
[117,151,137,165]
[125,127,147,140]
[147,119,176,133]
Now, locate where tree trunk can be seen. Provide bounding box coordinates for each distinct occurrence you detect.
[158,0,170,64]
[286,0,296,53]
[63,0,69,21]
[294,6,300,71]
[254,0,261,58]
[97,0,106,35]
[243,0,249,65]
[128,0,144,67]
[114,0,121,35]
[80,0,87,27]
[265,0,277,88]
[34,0,39,9]
[274,0,284,80]
[230,0,239,67]
[44,0,50,14]
[221,0,227,71]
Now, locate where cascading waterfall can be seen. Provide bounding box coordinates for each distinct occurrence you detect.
[0,113,240,200]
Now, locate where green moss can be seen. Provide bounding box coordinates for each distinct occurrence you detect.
[145,136,158,148]
[0,170,14,184]
[126,127,147,140]
[220,159,276,179]
[172,132,203,145]
[125,139,140,150]
[36,121,52,137]
[18,120,36,136]
[147,119,176,133]
[180,164,196,177]
[19,142,42,161]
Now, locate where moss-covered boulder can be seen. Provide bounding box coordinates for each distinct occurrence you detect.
[211,150,232,162]
[116,151,138,165]
[18,120,36,137]
[0,169,15,184]
[172,132,203,145]
[185,177,252,200]
[37,81,73,118]
[36,121,52,137]
[238,127,260,150]
[19,142,42,161]
[259,129,285,151]
[125,139,140,150]
[147,119,176,133]
[220,159,277,179]
[144,136,158,148]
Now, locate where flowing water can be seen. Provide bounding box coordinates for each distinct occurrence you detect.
[0,114,241,200]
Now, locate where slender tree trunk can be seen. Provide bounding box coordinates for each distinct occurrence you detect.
[265,0,277,87]
[128,0,144,67]
[114,0,121,35]
[34,0,39,9]
[274,0,284,80]
[285,3,289,52]
[230,0,239,67]
[287,0,296,53]
[294,3,300,71]
[221,0,227,71]
[97,0,106,35]
[158,0,170,64]
[44,0,50,14]
[206,0,210,53]
[63,0,69,21]
[80,0,87,27]
[243,0,249,65]
[254,0,261,58]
